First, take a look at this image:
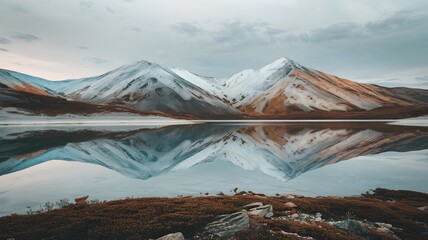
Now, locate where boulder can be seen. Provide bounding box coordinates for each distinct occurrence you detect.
[157,232,185,240]
[204,212,250,237]
[291,213,299,219]
[376,227,390,234]
[375,222,392,230]
[279,193,296,199]
[417,206,428,211]
[247,204,273,218]
[284,202,297,208]
[265,212,274,218]
[242,202,263,210]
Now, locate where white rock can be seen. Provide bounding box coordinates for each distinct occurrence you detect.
[376,227,390,234]
[242,202,263,210]
[284,202,297,208]
[417,206,428,211]
[204,212,250,237]
[278,193,296,199]
[375,222,392,230]
[157,232,185,240]
[247,204,273,217]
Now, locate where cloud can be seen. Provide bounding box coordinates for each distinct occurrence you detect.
[170,23,204,36]
[78,46,89,50]
[292,11,428,43]
[8,5,28,14]
[106,7,115,14]
[212,21,285,46]
[80,1,93,9]
[0,48,8,52]
[0,0,427,86]
[365,10,424,34]
[172,20,286,47]
[213,21,262,44]
[0,37,10,45]
[11,33,40,42]
[131,27,142,32]
[415,75,428,81]
[296,22,361,43]
[263,27,286,43]
[84,57,108,64]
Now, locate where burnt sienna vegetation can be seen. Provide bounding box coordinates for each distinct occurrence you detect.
[0,188,427,240]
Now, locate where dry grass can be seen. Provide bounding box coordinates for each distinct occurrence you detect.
[0,189,427,240]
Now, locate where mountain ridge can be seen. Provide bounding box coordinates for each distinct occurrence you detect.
[1,57,428,119]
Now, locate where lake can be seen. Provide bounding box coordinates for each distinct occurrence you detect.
[0,122,427,215]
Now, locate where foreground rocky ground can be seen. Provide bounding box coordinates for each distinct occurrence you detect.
[0,189,427,240]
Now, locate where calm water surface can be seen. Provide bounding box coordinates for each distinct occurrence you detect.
[0,122,427,215]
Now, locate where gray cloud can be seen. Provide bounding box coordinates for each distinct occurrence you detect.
[293,11,427,43]
[263,26,286,43]
[9,5,28,13]
[11,33,40,42]
[80,1,93,9]
[78,46,88,50]
[415,75,428,81]
[131,27,142,32]
[0,37,10,45]
[171,23,204,36]
[213,21,263,44]
[0,0,427,88]
[106,7,115,14]
[0,48,8,52]
[365,10,424,34]
[296,22,361,43]
[172,20,285,47]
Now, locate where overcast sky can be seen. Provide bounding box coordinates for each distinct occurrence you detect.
[0,0,427,88]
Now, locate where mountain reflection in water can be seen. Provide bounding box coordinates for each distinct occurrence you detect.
[1,122,427,181]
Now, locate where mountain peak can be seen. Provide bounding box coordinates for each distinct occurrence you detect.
[258,57,303,76]
[261,57,303,71]
[120,59,159,70]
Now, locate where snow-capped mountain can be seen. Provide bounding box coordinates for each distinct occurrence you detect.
[53,61,237,118]
[0,62,237,118]
[1,123,427,181]
[173,57,428,116]
[1,57,428,119]
[0,71,57,97]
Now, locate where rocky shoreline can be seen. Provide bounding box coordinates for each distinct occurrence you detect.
[1,188,427,240]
